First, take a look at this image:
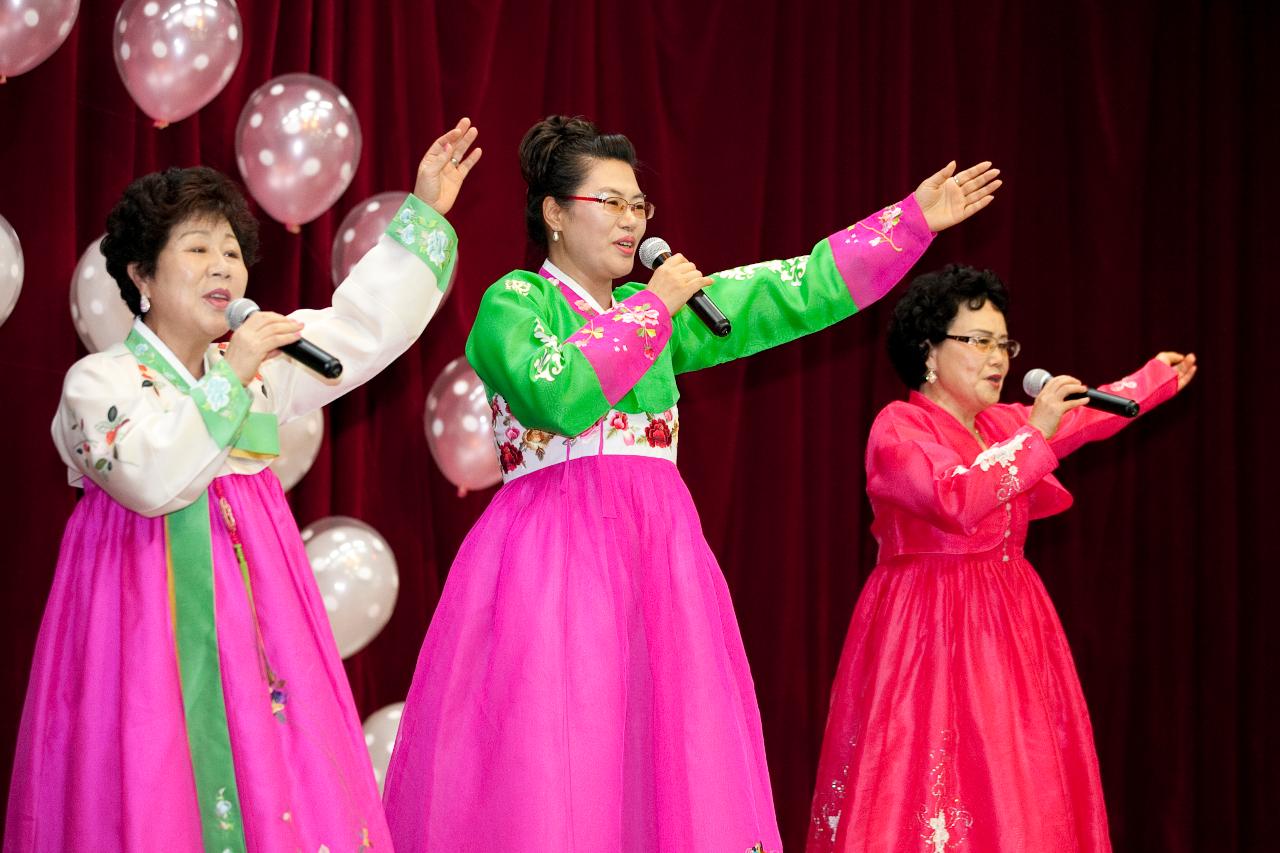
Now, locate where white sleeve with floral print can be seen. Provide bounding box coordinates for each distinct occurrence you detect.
[262,196,456,425]
[53,349,246,517]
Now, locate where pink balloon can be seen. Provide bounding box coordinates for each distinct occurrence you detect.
[112,0,242,127]
[235,73,362,232]
[0,0,79,81]
[331,191,407,286]
[424,358,501,495]
[331,191,460,304]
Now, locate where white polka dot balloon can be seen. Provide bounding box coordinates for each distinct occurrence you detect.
[423,357,501,495]
[330,190,461,304]
[272,408,325,492]
[112,0,242,127]
[300,516,398,659]
[0,213,23,328]
[69,235,134,352]
[235,73,363,232]
[331,191,407,287]
[0,0,80,82]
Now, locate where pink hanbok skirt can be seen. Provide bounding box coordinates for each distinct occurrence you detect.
[5,471,389,852]
[384,455,782,852]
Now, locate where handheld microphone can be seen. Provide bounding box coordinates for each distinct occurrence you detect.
[1022,368,1138,417]
[225,298,344,379]
[638,237,731,337]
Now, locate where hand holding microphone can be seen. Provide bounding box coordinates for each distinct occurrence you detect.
[1023,368,1139,439]
[638,238,731,337]
[225,298,343,383]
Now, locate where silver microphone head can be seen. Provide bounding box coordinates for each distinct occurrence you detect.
[225,298,260,330]
[638,237,671,271]
[1022,368,1052,398]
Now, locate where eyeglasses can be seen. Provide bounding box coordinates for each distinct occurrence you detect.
[943,334,1021,358]
[565,195,655,220]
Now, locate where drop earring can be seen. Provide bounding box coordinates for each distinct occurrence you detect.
[139,294,151,314]
[925,368,937,384]
[551,231,560,243]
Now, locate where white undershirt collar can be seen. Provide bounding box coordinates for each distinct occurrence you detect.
[541,259,616,314]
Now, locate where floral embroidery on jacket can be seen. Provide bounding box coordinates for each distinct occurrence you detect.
[716,256,809,287]
[950,430,1029,502]
[845,203,906,252]
[504,278,532,297]
[530,318,566,383]
[73,404,128,476]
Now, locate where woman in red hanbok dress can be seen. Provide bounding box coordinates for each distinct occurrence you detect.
[808,264,1196,852]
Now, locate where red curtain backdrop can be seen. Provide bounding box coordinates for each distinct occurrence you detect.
[0,1,1273,849]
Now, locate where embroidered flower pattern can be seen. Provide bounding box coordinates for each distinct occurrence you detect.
[424,229,450,266]
[202,373,232,412]
[498,441,524,473]
[573,298,599,318]
[520,428,555,460]
[568,320,605,347]
[269,678,288,722]
[951,430,1029,503]
[389,201,454,275]
[488,394,678,477]
[504,278,532,297]
[1107,375,1138,393]
[716,256,809,287]
[810,726,859,844]
[73,404,129,477]
[845,202,906,252]
[531,318,567,383]
[138,363,161,396]
[917,731,973,851]
[214,787,236,831]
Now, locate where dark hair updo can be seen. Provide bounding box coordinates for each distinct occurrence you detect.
[518,115,639,249]
[101,166,261,316]
[886,264,1010,388]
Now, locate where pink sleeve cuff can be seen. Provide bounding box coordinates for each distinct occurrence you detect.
[565,289,672,405]
[828,193,935,310]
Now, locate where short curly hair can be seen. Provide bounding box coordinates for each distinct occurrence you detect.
[886,264,1010,388]
[101,167,260,316]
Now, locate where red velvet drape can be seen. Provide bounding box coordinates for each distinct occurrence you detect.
[1,2,1273,849]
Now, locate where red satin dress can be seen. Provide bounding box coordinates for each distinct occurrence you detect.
[808,359,1177,852]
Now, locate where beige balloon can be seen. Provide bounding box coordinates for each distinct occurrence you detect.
[300,516,398,659]
[272,409,324,492]
[362,701,405,795]
[69,235,133,352]
[0,213,21,327]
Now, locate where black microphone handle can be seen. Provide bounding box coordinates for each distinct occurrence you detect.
[280,338,344,379]
[688,290,731,337]
[650,252,731,337]
[1066,388,1139,418]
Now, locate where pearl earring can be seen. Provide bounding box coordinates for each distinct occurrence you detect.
[551,231,560,243]
[139,294,151,314]
[925,368,937,384]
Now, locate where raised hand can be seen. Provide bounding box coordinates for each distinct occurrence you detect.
[414,117,483,216]
[914,160,1002,232]
[1155,351,1198,392]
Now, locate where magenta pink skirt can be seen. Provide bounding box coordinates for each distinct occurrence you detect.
[5,471,389,851]
[384,455,782,852]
